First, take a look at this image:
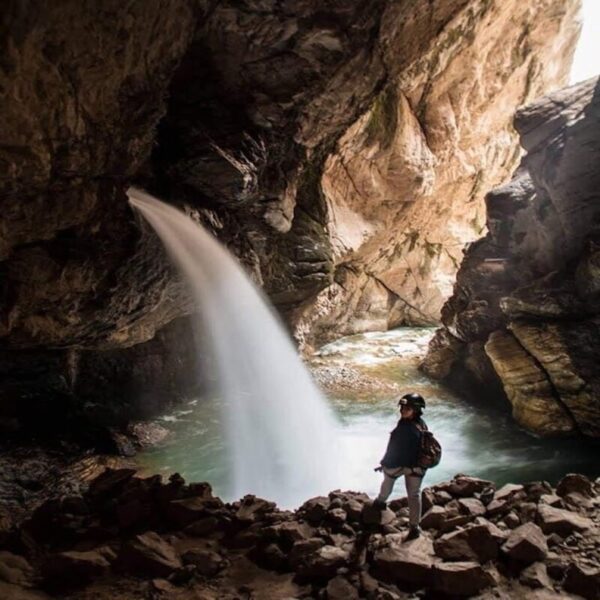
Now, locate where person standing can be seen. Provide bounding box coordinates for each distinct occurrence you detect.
[373,392,427,540]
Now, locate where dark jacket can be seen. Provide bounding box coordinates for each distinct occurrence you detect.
[380,418,426,468]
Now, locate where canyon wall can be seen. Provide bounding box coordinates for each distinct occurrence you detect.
[0,0,581,441]
[422,77,600,438]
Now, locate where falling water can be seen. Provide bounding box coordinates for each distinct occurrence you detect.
[128,188,341,507]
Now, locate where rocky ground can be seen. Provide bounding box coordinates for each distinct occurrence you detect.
[0,468,598,599]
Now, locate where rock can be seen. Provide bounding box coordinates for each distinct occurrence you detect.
[118,532,182,578]
[326,575,359,600]
[557,474,594,498]
[546,552,569,580]
[501,523,548,563]
[86,468,137,503]
[0,581,50,600]
[372,535,435,585]
[504,512,521,528]
[537,504,593,537]
[289,538,325,570]
[184,516,220,537]
[432,561,495,596]
[486,484,525,515]
[361,504,395,526]
[447,476,495,498]
[539,494,563,507]
[300,497,330,524]
[328,508,347,525]
[458,498,486,517]
[564,563,600,600]
[520,562,552,589]
[253,543,288,571]
[167,496,222,528]
[421,505,447,530]
[0,552,35,587]
[295,545,349,581]
[181,549,225,576]
[235,496,277,524]
[43,549,111,589]
[434,522,501,563]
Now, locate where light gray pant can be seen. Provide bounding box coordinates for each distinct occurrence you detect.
[377,466,424,527]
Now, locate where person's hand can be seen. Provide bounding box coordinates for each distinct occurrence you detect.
[374,465,383,473]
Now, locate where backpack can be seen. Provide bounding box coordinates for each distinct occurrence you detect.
[415,422,442,469]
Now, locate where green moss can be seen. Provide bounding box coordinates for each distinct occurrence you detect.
[365,87,398,150]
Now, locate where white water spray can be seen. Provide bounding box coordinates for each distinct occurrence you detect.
[128,188,341,507]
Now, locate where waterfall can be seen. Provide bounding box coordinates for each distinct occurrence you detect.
[128,188,341,507]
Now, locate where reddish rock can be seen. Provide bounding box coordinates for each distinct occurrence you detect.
[118,532,182,578]
[421,505,447,530]
[458,498,486,517]
[289,538,325,569]
[0,551,35,587]
[326,575,359,600]
[434,522,502,563]
[235,496,277,524]
[43,549,110,588]
[564,563,600,600]
[557,474,594,498]
[167,497,224,528]
[300,497,330,524]
[486,484,525,516]
[433,561,495,596]
[372,536,435,586]
[447,476,495,498]
[537,505,593,537]
[295,545,349,580]
[181,549,226,576]
[520,562,552,589]
[501,523,548,563]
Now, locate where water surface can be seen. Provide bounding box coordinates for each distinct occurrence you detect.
[138,328,599,507]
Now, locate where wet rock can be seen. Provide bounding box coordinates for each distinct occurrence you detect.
[501,523,548,563]
[372,535,435,585]
[181,549,226,576]
[300,497,330,524]
[537,504,593,537]
[167,496,222,528]
[361,504,395,526]
[295,544,349,581]
[434,522,502,563]
[421,505,447,530]
[326,575,359,600]
[184,516,220,537]
[556,473,594,498]
[520,562,552,589]
[432,561,495,596]
[118,531,182,578]
[43,549,111,589]
[564,563,600,600]
[0,551,35,587]
[447,476,495,498]
[235,496,277,524]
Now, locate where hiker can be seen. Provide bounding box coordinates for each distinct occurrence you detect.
[373,392,427,540]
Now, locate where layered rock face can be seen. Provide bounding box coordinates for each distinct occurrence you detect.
[422,77,600,438]
[295,0,580,347]
[0,0,581,438]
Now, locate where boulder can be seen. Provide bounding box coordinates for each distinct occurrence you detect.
[118,532,182,578]
[86,469,137,503]
[372,535,435,585]
[184,516,220,537]
[537,505,593,537]
[486,484,525,515]
[458,498,486,517]
[181,549,226,576]
[300,497,330,524]
[0,552,35,588]
[289,538,325,569]
[557,474,594,498]
[43,549,111,588]
[421,505,447,530]
[447,476,495,498]
[326,575,359,600]
[501,523,548,563]
[564,563,600,600]
[361,504,395,526]
[0,581,50,600]
[295,545,349,580]
[520,562,552,589]
[167,497,223,528]
[434,522,502,563]
[432,561,494,596]
[235,496,277,524]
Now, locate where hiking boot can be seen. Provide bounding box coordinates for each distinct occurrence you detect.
[372,498,387,510]
[405,526,421,541]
